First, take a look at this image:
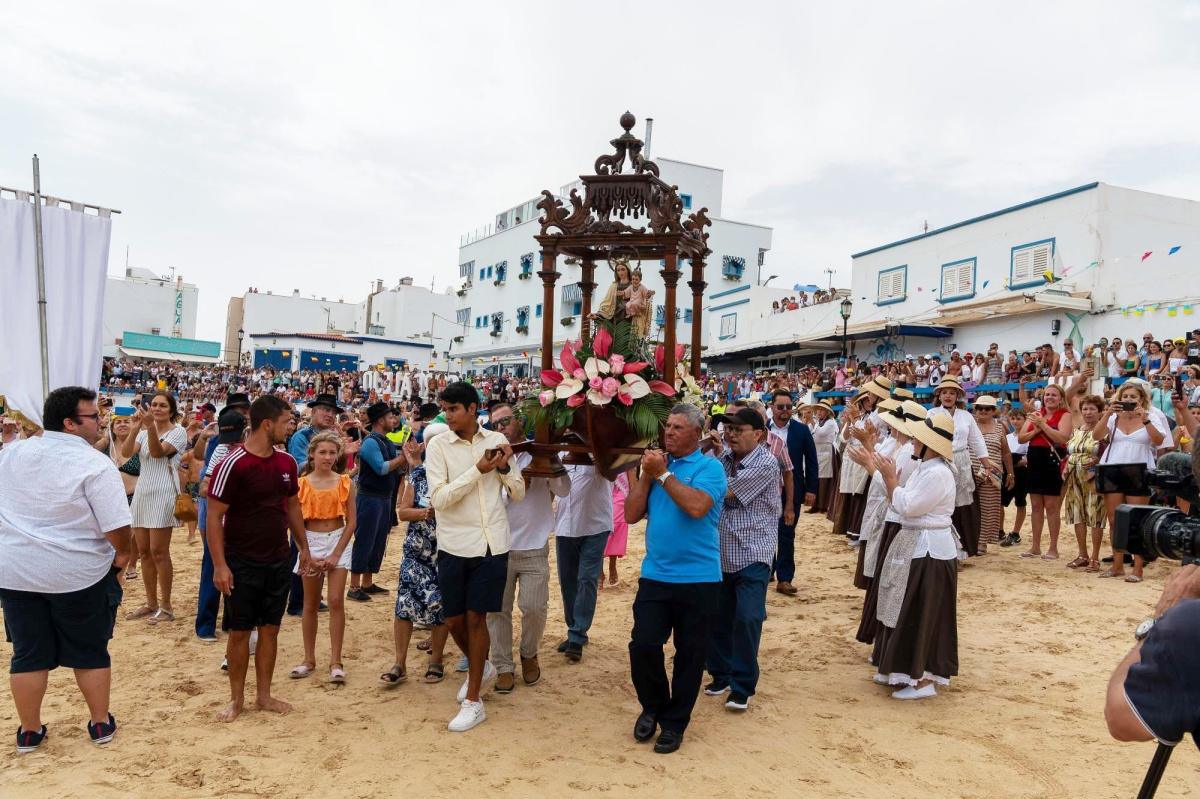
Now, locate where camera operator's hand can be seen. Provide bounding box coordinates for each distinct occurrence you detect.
[1154,563,1200,617]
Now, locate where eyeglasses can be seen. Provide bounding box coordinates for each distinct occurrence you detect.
[773,405,792,411]
[491,416,514,428]
[74,413,100,421]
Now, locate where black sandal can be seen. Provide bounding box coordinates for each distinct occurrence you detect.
[424,663,445,684]
[379,665,407,686]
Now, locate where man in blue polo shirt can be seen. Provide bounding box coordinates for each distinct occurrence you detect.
[623,404,726,755]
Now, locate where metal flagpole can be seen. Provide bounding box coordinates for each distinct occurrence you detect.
[32,155,50,402]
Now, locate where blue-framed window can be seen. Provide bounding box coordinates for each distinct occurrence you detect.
[876,265,907,306]
[494,260,507,282]
[571,301,582,316]
[719,312,737,339]
[520,253,533,275]
[535,303,543,317]
[680,193,692,210]
[684,309,693,323]
[721,255,746,279]
[1009,238,1055,290]
[479,267,486,281]
[486,264,493,279]
[938,258,976,303]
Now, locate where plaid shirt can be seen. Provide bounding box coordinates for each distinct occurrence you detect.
[717,445,781,572]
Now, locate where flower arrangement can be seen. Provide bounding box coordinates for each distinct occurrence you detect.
[521,317,681,441]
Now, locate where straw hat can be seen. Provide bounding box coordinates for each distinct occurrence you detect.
[861,375,893,401]
[909,414,956,461]
[900,399,928,427]
[880,403,909,435]
[877,397,901,414]
[934,375,965,397]
[893,385,915,401]
[973,395,999,409]
[804,397,835,415]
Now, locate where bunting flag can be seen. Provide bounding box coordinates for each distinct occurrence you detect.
[1142,251,1153,261]
[1147,303,1159,312]
[1186,305,1195,316]
[1169,246,1182,255]
[1121,307,1130,317]
[1065,311,1086,352]
[1168,306,1178,317]
[1135,308,1145,317]
[1042,270,1056,284]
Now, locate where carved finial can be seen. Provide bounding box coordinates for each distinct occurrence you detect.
[619,111,636,133]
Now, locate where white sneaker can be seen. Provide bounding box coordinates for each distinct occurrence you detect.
[448,699,486,732]
[891,683,937,700]
[456,659,497,703]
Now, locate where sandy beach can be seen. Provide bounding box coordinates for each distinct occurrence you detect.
[1,511,1197,799]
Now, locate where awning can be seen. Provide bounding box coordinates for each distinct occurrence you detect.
[825,322,954,342]
[927,290,1091,326]
[119,347,223,364]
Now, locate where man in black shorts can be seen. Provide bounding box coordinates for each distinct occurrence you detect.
[207,395,310,722]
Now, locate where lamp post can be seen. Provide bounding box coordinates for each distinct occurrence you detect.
[237,327,244,368]
[839,297,852,360]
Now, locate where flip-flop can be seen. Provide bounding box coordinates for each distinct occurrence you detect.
[329,665,346,685]
[1019,552,1041,559]
[124,605,156,620]
[1124,575,1144,583]
[1040,553,1060,560]
[379,665,407,686]
[290,663,315,679]
[1098,569,1124,578]
[424,663,445,684]
[147,608,175,624]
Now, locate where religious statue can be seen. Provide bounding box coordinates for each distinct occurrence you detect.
[594,255,655,339]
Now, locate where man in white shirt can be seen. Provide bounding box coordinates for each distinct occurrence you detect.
[426,382,525,732]
[554,460,613,663]
[485,401,570,692]
[0,387,132,752]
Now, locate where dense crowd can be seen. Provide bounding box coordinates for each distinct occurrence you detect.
[769,288,836,313]
[3,327,1200,757]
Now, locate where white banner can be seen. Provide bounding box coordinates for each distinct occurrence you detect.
[0,196,112,425]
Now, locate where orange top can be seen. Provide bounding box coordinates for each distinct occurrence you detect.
[299,473,352,521]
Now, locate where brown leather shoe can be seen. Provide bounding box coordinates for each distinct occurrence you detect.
[495,672,516,693]
[521,656,541,686]
[776,581,798,596]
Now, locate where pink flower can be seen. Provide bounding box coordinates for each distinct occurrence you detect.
[573,368,586,380]
[601,376,620,397]
[622,360,649,375]
[653,343,687,373]
[608,354,625,375]
[589,377,603,390]
[566,393,586,408]
[538,390,555,407]
[592,326,613,358]
[560,342,581,374]
[540,369,564,387]
[648,380,678,397]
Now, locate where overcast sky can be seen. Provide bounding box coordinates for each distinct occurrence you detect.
[5,1,1200,342]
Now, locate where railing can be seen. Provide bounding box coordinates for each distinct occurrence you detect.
[802,377,1133,411]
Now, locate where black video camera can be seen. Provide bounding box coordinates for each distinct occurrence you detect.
[1113,505,1200,564]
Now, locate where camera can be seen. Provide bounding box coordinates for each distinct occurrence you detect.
[1113,505,1200,563]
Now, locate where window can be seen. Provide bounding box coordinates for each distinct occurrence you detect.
[486,265,493,279]
[571,301,582,316]
[680,193,692,210]
[520,253,533,275]
[459,260,474,278]
[876,265,907,305]
[721,255,746,280]
[494,260,507,282]
[939,258,976,302]
[479,267,486,281]
[456,308,471,325]
[561,283,582,306]
[720,312,737,339]
[684,309,693,323]
[1010,238,1054,289]
[535,303,543,317]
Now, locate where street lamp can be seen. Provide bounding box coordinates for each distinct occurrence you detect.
[760,274,779,287]
[839,297,853,360]
[237,327,244,368]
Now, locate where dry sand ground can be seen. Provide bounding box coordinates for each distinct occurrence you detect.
[2,511,1198,799]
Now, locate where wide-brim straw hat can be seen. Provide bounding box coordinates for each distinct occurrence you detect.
[900,400,928,427]
[804,397,835,414]
[973,394,999,409]
[909,414,956,461]
[893,385,915,401]
[880,403,908,434]
[877,397,901,414]
[934,376,966,397]
[861,376,893,401]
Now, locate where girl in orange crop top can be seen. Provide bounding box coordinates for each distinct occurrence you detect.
[292,431,356,684]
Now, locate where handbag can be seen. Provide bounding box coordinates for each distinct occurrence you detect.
[172,456,198,523]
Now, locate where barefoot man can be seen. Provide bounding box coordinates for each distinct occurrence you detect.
[206,396,311,721]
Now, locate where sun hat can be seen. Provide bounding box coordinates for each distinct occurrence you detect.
[880,403,908,434]
[877,397,901,414]
[973,395,999,409]
[909,413,955,461]
[861,375,893,401]
[892,385,915,401]
[934,376,965,396]
[900,400,928,427]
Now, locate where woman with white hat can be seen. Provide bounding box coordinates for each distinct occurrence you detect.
[804,398,839,513]
[849,399,924,645]
[831,377,893,540]
[972,395,1013,553]
[865,413,960,700]
[849,397,901,590]
[928,377,991,557]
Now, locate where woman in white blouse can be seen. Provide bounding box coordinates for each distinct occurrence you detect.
[1091,381,1166,582]
[927,377,991,556]
[121,392,188,624]
[805,398,840,513]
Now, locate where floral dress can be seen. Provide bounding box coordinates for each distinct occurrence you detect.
[393,465,443,626]
[1063,428,1106,528]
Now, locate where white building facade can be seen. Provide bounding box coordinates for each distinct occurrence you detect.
[245,332,439,374]
[451,158,773,375]
[103,267,199,357]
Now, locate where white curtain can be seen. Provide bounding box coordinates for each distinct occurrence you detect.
[0,196,112,426]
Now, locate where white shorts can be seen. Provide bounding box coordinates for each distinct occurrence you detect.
[295,528,352,573]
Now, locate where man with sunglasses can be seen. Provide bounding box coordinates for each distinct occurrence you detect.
[485,402,570,692]
[767,390,819,596]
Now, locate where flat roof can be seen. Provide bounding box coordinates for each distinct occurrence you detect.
[851,182,1100,259]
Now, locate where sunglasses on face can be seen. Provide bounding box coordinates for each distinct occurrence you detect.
[491,416,514,428]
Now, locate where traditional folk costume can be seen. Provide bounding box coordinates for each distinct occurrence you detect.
[805,399,840,514]
[831,377,893,539]
[927,377,988,557]
[872,413,959,700]
[855,400,927,645]
[851,398,900,590]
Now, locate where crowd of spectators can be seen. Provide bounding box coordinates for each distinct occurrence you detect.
[769,288,836,314]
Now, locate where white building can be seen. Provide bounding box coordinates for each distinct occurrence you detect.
[710,182,1200,372]
[244,332,438,374]
[224,278,455,365]
[451,158,773,375]
[102,267,199,357]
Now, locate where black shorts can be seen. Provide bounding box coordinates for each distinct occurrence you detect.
[1097,463,1150,496]
[0,566,123,673]
[436,549,509,617]
[222,556,291,631]
[1002,463,1029,508]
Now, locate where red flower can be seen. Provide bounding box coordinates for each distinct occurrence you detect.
[540,369,564,387]
[648,380,678,397]
[622,361,649,375]
[560,341,581,374]
[653,343,686,372]
[592,326,613,359]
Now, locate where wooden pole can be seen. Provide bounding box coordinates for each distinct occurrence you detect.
[528,247,565,478]
[661,251,680,384]
[688,256,706,380]
[579,255,596,348]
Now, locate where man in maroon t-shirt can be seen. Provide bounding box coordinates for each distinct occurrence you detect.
[206,395,310,722]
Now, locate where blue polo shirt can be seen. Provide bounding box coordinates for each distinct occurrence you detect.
[641,448,727,584]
